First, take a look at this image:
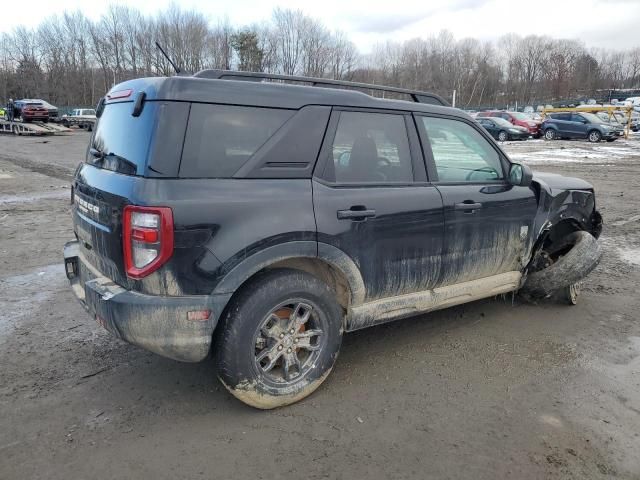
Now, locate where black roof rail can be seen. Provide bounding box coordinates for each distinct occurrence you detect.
[193,70,449,107]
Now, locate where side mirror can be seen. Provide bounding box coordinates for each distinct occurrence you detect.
[509,163,533,187]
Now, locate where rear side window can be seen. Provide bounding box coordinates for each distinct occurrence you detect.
[551,113,571,121]
[180,104,294,178]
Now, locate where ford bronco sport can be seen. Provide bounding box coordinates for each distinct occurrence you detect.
[63,71,602,409]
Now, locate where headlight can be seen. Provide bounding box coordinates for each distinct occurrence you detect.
[509,128,520,133]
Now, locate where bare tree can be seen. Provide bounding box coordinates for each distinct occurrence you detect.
[0,4,638,110]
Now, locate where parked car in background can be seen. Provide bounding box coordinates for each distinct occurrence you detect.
[610,111,640,132]
[477,110,541,138]
[17,98,58,120]
[13,100,49,122]
[625,97,640,109]
[542,112,622,142]
[525,112,543,122]
[477,116,530,141]
[624,111,640,132]
[61,108,97,130]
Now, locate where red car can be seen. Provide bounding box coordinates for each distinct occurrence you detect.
[477,111,541,138]
[15,101,49,122]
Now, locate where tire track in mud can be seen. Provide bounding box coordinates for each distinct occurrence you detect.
[0,152,74,181]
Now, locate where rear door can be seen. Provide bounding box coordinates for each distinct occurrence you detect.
[415,114,537,286]
[551,113,574,137]
[313,109,444,301]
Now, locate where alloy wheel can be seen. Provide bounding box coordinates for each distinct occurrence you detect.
[253,301,325,385]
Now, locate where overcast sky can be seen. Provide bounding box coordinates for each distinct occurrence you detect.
[5,0,640,52]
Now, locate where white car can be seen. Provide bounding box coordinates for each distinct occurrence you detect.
[61,109,97,130]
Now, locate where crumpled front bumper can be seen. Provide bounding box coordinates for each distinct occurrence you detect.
[63,241,224,362]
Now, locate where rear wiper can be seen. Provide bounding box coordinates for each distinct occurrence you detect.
[87,148,136,175]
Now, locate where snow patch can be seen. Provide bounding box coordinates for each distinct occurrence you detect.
[618,248,640,267]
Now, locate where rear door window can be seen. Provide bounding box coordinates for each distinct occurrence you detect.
[328,111,413,183]
[180,104,294,178]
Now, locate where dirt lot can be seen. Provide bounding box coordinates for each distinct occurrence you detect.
[1,131,640,479]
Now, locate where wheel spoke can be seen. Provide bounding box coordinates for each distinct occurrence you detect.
[256,346,282,373]
[296,329,323,351]
[290,302,312,328]
[261,314,283,340]
[282,351,301,381]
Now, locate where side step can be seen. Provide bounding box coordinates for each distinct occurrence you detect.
[346,271,522,331]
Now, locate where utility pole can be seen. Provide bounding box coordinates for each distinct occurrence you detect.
[452,89,456,108]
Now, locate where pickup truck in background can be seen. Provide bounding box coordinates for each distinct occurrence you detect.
[61,108,97,131]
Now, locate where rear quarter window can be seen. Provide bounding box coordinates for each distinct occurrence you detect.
[179,104,294,178]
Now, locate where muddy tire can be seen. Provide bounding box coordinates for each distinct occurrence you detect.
[522,231,602,298]
[214,268,343,409]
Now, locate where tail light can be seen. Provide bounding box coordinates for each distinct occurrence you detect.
[123,205,174,279]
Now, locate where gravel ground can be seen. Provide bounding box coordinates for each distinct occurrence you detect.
[1,131,639,479]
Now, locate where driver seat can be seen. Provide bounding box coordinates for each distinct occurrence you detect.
[343,136,378,182]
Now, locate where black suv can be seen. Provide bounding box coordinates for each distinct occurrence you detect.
[64,71,602,408]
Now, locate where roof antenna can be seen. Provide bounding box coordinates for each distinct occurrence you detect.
[155,41,181,75]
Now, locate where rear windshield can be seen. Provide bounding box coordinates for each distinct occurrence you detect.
[179,104,294,178]
[89,101,156,175]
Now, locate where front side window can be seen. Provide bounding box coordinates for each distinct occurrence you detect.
[329,111,413,183]
[180,104,293,178]
[420,116,504,183]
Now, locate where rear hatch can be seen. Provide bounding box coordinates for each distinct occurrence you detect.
[72,83,189,289]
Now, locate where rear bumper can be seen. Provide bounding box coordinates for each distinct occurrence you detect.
[64,241,225,362]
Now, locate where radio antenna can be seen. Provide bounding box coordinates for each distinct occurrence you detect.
[155,41,181,74]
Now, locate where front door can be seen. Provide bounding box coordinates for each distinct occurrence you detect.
[415,114,538,286]
[313,109,445,302]
[570,113,589,138]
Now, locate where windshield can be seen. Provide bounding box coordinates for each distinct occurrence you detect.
[510,112,529,121]
[579,113,604,124]
[491,117,516,127]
